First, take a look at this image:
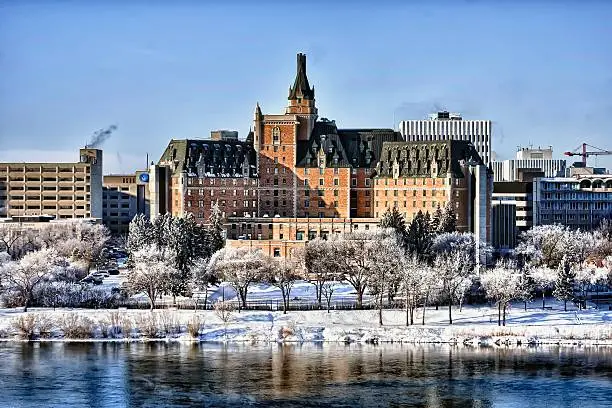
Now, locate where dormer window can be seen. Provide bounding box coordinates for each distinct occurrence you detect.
[272,127,280,145]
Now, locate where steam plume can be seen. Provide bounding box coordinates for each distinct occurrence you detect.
[86,125,117,148]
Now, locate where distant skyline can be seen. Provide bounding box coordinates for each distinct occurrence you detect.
[1,1,612,173]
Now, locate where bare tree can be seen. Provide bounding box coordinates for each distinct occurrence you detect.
[263,257,303,314]
[367,230,404,326]
[398,254,432,326]
[126,245,174,310]
[299,239,337,309]
[0,248,62,311]
[191,257,217,310]
[480,261,522,326]
[433,233,477,325]
[208,247,265,311]
[320,281,340,313]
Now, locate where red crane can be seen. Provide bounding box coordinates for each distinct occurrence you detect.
[564,143,612,166]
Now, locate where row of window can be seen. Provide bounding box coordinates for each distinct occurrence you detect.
[188,178,258,186]
[375,178,453,186]
[375,200,448,209]
[376,190,440,197]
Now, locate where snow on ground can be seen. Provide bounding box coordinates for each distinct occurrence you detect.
[0,298,610,346]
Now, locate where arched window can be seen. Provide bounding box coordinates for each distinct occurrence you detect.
[272,127,280,144]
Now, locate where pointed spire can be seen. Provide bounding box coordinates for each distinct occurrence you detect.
[254,102,262,119]
[288,53,315,100]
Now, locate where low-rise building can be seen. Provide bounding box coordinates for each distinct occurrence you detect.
[102,172,150,234]
[533,172,612,230]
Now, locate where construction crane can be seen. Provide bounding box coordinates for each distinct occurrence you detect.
[564,143,612,166]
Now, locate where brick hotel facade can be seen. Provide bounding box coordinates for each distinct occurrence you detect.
[149,53,492,255]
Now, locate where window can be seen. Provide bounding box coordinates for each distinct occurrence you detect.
[274,157,278,164]
[351,178,357,186]
[305,199,310,207]
[244,200,249,207]
[333,201,338,207]
[304,168,309,175]
[272,127,280,144]
[319,178,324,186]
[334,190,339,197]
[296,231,304,240]
[365,178,371,187]
[319,168,324,175]
[318,189,324,197]
[305,189,310,197]
[365,191,370,196]
[352,169,357,175]
[318,200,325,208]
[333,178,339,186]
[273,248,281,257]
[334,168,339,175]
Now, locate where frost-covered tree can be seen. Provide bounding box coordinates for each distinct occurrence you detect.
[379,207,407,243]
[191,257,218,310]
[263,257,303,314]
[398,254,431,326]
[575,266,609,309]
[333,230,398,310]
[208,247,265,311]
[433,232,477,324]
[430,205,443,233]
[300,238,339,309]
[553,255,575,312]
[0,226,38,259]
[366,230,404,325]
[516,225,574,269]
[480,261,522,326]
[439,202,457,233]
[127,213,213,303]
[320,281,340,313]
[530,266,557,310]
[406,211,433,259]
[208,201,225,254]
[126,245,175,310]
[0,248,63,311]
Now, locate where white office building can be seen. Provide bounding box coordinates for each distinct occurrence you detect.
[399,111,492,165]
[492,146,566,182]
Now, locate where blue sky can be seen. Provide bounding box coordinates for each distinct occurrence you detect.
[1,1,611,173]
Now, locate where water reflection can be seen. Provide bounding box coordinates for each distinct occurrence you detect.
[0,343,610,407]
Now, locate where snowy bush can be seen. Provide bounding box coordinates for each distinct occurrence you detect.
[187,315,205,338]
[158,310,181,336]
[214,301,235,324]
[135,313,162,338]
[11,314,53,340]
[101,311,125,338]
[57,314,95,339]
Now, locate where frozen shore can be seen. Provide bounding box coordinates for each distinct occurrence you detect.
[1,299,611,347]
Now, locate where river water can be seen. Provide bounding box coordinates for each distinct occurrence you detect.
[0,342,610,407]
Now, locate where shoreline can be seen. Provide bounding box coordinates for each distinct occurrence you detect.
[1,305,610,347]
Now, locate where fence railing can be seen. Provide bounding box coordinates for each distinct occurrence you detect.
[114,298,417,311]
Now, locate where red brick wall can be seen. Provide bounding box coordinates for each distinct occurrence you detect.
[373,176,451,222]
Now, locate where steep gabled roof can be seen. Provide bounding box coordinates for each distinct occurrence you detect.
[375,140,486,178]
[288,53,315,100]
[295,120,402,168]
[158,139,257,178]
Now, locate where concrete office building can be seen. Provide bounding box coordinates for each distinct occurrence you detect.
[533,172,612,230]
[492,146,566,182]
[102,172,151,234]
[0,148,103,220]
[492,181,533,250]
[399,111,493,166]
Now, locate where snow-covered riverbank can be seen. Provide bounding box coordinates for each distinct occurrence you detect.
[1,299,611,346]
